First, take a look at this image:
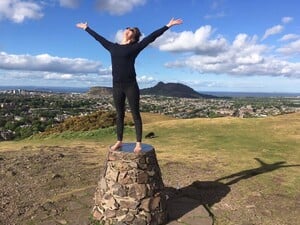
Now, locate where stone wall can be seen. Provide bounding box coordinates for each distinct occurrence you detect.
[92,143,167,225]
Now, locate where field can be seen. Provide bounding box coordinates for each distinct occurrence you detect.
[1,112,299,225]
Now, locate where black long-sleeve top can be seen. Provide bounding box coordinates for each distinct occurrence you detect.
[85,26,169,84]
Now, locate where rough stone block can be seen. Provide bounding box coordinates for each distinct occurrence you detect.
[92,143,166,225]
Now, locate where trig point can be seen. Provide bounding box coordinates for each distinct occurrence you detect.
[92,143,167,225]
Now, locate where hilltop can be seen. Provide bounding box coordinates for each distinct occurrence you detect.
[87,86,112,96]
[0,112,299,225]
[87,82,216,98]
[141,82,215,98]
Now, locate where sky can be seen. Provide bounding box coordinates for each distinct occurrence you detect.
[1,0,300,93]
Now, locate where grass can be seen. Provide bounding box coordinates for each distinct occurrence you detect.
[1,112,299,225]
[3,112,299,181]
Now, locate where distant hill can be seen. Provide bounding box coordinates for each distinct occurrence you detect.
[87,86,112,96]
[141,82,215,98]
[87,82,216,98]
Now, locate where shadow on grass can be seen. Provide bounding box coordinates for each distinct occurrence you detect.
[165,158,300,224]
[215,158,300,185]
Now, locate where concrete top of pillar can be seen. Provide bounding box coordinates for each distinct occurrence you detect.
[109,143,154,153]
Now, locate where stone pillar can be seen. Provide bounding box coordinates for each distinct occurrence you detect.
[92,143,167,225]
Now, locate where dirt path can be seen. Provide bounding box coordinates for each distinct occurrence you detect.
[0,145,101,225]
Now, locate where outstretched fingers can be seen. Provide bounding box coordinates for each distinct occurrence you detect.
[167,18,183,27]
[76,22,88,30]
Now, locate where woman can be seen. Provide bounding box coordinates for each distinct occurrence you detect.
[76,18,183,153]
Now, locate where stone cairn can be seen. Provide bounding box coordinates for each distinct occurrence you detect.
[92,143,167,225]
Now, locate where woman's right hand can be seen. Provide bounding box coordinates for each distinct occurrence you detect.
[76,22,88,30]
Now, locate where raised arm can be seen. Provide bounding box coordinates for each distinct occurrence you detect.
[138,18,183,50]
[76,22,113,51]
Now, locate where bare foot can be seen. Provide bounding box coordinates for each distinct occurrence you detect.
[134,142,142,153]
[110,141,122,151]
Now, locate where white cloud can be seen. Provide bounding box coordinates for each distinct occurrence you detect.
[137,75,155,83]
[0,0,43,23]
[0,52,113,86]
[59,0,81,8]
[166,53,300,78]
[44,73,73,80]
[0,51,114,86]
[0,69,112,86]
[279,34,300,42]
[115,29,124,43]
[159,28,300,79]
[95,0,146,15]
[0,52,108,75]
[155,26,228,55]
[262,25,283,41]
[277,39,300,55]
[282,16,293,24]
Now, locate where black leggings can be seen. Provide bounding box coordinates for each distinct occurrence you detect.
[113,81,142,142]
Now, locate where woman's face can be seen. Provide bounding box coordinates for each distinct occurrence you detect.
[124,27,135,42]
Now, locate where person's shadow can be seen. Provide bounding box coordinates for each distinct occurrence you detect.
[165,158,300,224]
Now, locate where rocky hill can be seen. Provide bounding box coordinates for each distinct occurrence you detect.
[87,82,215,98]
[141,82,215,98]
[87,86,112,96]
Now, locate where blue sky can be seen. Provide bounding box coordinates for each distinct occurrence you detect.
[1,0,300,93]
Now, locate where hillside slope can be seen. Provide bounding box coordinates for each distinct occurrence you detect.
[0,113,299,225]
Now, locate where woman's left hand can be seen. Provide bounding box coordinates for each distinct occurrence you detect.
[166,18,183,28]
